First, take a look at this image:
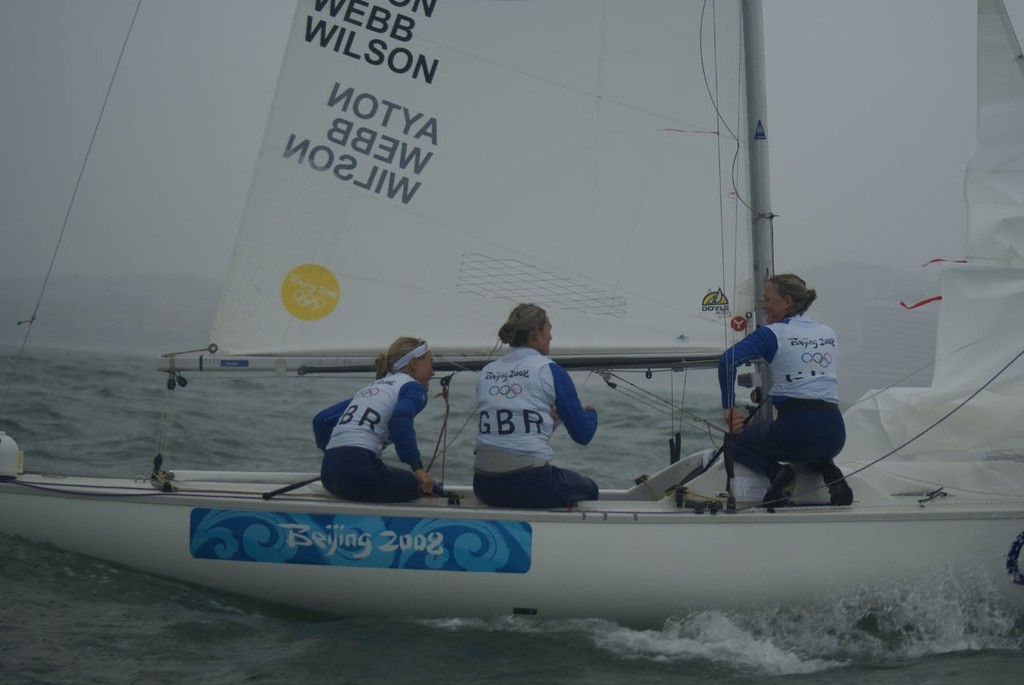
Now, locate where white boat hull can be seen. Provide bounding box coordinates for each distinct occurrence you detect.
[2,455,1023,625]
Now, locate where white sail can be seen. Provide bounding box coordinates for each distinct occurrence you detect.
[842,0,1024,459]
[209,0,756,364]
[967,0,1024,263]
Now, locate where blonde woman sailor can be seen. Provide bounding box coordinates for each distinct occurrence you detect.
[719,274,853,507]
[473,303,599,509]
[313,337,441,502]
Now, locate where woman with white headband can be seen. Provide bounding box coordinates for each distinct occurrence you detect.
[313,336,439,502]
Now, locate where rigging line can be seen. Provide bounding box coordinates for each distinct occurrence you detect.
[604,382,677,419]
[601,370,726,436]
[698,0,738,143]
[696,0,751,218]
[695,0,760,240]
[599,371,676,415]
[845,333,994,413]
[724,30,746,357]
[599,375,721,453]
[670,367,681,434]
[426,375,453,479]
[720,10,751,395]
[0,480,173,498]
[699,0,746,368]
[708,0,731,352]
[419,366,478,452]
[426,367,476,453]
[729,146,754,214]
[1,478,331,503]
[846,357,937,409]
[695,1,758,217]
[153,351,197,460]
[0,0,144,419]
[672,367,691,436]
[702,0,756,383]
[153,391,175,461]
[722,30,757,217]
[443,409,476,453]
[673,369,722,449]
[856,470,1024,501]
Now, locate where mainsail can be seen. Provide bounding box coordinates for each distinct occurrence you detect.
[207,0,757,366]
[843,0,1024,458]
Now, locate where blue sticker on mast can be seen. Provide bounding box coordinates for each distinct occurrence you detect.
[754,120,767,140]
[189,508,533,573]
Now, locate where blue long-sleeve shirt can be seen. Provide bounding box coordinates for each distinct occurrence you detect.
[718,325,779,408]
[550,363,598,444]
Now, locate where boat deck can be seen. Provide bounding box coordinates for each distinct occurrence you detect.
[6,450,1024,524]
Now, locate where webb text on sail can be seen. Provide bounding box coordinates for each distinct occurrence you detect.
[283,84,437,205]
[304,0,439,84]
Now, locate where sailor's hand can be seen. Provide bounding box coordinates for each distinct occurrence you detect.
[723,408,745,433]
[549,404,563,430]
[414,469,437,496]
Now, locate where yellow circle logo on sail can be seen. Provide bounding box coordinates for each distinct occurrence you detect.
[281,264,340,321]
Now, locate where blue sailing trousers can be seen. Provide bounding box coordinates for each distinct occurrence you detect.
[321,446,424,503]
[473,464,598,509]
[732,407,846,476]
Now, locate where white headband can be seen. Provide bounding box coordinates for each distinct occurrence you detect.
[391,343,429,372]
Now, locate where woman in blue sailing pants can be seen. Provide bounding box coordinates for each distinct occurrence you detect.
[719,274,852,507]
[473,303,599,509]
[313,336,441,502]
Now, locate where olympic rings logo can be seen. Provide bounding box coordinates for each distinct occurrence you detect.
[293,290,328,311]
[359,386,381,398]
[488,383,523,398]
[801,352,832,368]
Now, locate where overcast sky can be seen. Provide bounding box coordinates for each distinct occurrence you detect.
[1,0,1022,286]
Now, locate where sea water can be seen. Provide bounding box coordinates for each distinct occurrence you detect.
[1,347,1022,684]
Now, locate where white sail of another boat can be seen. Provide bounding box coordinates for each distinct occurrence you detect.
[842,0,1024,462]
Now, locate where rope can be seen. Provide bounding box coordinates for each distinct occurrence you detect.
[0,0,144,419]
[747,344,1024,511]
[426,373,454,482]
[599,370,721,445]
[834,346,1024,481]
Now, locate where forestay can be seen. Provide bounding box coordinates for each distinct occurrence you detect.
[207,0,757,367]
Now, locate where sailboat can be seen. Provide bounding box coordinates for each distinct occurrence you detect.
[2,0,1023,625]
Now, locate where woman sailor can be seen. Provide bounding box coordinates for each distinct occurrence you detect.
[719,273,853,507]
[313,337,440,502]
[473,303,599,509]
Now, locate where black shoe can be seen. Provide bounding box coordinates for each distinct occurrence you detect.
[820,461,853,506]
[763,465,795,507]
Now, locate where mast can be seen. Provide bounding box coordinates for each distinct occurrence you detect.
[741,0,775,418]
